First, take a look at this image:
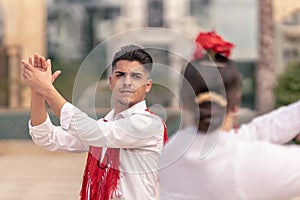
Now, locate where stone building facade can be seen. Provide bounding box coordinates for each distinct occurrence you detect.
[274,0,300,73]
[0,0,46,108]
[1,0,299,109]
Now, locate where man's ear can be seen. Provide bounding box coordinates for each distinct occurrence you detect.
[145,79,152,93]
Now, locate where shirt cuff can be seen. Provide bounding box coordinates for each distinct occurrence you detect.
[60,102,75,130]
[29,114,53,139]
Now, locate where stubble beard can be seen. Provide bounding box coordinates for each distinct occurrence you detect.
[117,97,130,106]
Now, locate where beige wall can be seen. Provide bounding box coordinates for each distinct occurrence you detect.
[273,0,300,74]
[274,0,300,22]
[0,0,46,108]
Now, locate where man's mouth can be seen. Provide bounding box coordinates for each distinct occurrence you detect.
[120,90,134,94]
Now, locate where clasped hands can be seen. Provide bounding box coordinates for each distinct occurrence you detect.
[22,54,61,96]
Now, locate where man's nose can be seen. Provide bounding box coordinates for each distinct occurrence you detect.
[122,74,132,86]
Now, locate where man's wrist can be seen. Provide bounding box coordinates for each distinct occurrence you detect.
[43,84,56,99]
[31,89,45,100]
[43,84,67,118]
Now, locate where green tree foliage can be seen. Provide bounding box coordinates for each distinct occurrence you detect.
[275,61,300,144]
[275,61,300,107]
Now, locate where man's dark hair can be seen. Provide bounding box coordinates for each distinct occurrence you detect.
[112,45,153,72]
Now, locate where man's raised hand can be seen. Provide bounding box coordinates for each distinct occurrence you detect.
[22,54,61,95]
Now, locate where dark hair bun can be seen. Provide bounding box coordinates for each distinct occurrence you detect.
[214,53,228,62]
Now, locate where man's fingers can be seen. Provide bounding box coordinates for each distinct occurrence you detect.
[37,54,42,69]
[22,64,32,81]
[32,53,48,71]
[22,61,33,71]
[22,60,35,72]
[34,53,39,68]
[47,59,52,68]
[28,56,33,66]
[46,59,53,73]
[38,55,45,69]
[22,70,30,80]
[41,57,48,71]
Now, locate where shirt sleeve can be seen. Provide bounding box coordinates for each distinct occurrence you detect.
[61,103,164,148]
[238,143,300,199]
[29,112,88,152]
[237,100,300,144]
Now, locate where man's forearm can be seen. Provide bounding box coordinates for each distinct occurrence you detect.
[44,85,67,119]
[30,90,47,126]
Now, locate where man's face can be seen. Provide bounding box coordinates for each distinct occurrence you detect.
[109,60,152,108]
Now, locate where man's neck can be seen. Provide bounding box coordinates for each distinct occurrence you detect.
[222,112,234,131]
[114,106,128,116]
[113,102,134,116]
[113,100,144,116]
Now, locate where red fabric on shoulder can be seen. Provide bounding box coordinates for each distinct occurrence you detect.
[145,108,168,144]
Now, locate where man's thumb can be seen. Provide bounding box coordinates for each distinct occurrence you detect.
[52,70,61,83]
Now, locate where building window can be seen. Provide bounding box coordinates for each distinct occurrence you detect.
[190,0,210,27]
[283,10,300,25]
[236,61,256,109]
[148,0,163,27]
[281,11,300,66]
[283,47,299,65]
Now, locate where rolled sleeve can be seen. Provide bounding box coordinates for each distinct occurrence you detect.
[60,102,75,130]
[28,111,87,152]
[29,114,53,140]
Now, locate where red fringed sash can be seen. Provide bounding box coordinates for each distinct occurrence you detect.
[80,111,168,200]
[80,146,120,200]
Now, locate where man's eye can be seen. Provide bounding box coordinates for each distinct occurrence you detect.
[133,74,141,79]
[116,73,125,77]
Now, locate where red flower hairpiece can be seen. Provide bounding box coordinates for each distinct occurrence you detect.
[193,31,235,60]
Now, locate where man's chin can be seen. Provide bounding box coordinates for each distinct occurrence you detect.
[117,98,130,106]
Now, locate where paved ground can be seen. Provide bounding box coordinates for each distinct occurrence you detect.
[0,140,86,200]
[1,140,300,200]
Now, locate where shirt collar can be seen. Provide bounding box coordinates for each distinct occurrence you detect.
[104,100,147,120]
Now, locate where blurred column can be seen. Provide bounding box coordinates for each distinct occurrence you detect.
[0,46,8,106]
[255,0,276,114]
[7,45,21,108]
[122,0,145,27]
[164,0,188,23]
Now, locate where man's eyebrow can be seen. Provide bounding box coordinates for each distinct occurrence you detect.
[114,71,126,75]
[131,72,143,76]
[114,70,144,75]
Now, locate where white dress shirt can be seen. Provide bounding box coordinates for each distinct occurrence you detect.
[29,100,165,200]
[159,100,300,200]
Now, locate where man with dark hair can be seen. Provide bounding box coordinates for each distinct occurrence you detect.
[22,45,167,200]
